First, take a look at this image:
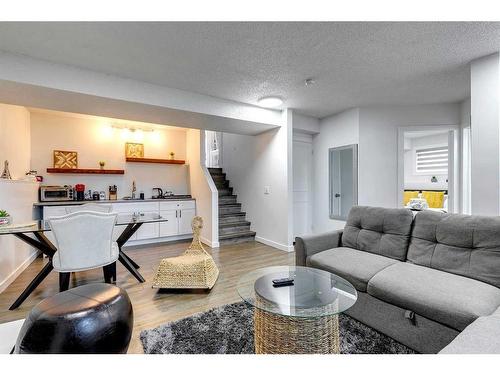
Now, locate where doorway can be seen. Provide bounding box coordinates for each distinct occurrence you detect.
[205,131,222,168]
[397,126,459,213]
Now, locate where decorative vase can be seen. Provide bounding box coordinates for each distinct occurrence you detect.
[0,215,12,226]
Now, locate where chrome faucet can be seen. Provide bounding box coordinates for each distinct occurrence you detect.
[132,180,136,199]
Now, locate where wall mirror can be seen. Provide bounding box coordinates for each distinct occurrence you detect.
[329,144,358,220]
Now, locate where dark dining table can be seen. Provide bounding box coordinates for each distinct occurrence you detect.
[0,213,168,310]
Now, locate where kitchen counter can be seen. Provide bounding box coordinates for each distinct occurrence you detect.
[34,196,194,207]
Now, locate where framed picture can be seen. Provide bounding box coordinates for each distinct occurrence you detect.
[125,143,144,158]
[53,150,78,169]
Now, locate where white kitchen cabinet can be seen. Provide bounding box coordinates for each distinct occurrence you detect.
[40,199,195,244]
[178,208,196,235]
[136,211,160,240]
[159,210,178,237]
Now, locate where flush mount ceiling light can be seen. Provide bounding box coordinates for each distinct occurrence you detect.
[257,96,284,108]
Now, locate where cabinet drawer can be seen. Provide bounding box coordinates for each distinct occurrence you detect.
[159,200,195,211]
[112,202,159,213]
[43,206,70,218]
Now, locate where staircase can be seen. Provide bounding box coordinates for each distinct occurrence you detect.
[208,167,256,245]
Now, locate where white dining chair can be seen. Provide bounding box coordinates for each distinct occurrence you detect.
[49,211,119,292]
[65,203,112,214]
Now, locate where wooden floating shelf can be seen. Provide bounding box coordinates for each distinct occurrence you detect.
[125,157,186,165]
[46,168,125,175]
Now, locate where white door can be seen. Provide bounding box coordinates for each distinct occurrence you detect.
[178,208,196,235]
[159,210,178,237]
[293,133,313,237]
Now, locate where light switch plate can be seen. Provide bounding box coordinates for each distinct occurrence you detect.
[264,186,271,194]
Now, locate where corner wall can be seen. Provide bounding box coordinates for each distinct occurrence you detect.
[0,103,38,293]
[222,110,293,251]
[470,53,500,216]
[312,108,360,233]
[186,129,218,247]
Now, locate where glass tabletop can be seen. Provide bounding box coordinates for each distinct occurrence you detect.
[237,266,357,318]
[0,213,167,235]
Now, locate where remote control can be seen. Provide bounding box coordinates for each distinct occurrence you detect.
[273,281,294,288]
[272,277,294,287]
[272,277,294,284]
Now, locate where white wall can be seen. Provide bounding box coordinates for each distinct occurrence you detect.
[30,111,189,198]
[312,108,359,233]
[358,104,461,208]
[186,129,218,247]
[222,110,293,251]
[403,132,449,190]
[0,104,38,293]
[292,113,320,134]
[0,104,31,179]
[0,51,281,135]
[470,53,500,216]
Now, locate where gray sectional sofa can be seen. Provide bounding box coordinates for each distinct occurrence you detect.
[295,206,500,353]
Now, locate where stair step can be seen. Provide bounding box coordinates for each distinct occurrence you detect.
[219,195,237,205]
[218,187,233,196]
[208,167,222,174]
[219,221,251,235]
[219,204,242,214]
[215,180,230,189]
[219,230,256,244]
[219,212,247,224]
[211,174,226,181]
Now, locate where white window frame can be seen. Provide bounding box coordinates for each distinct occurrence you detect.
[413,143,449,175]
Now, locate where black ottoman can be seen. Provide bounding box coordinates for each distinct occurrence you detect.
[15,283,133,354]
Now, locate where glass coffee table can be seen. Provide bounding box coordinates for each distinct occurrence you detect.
[237,266,357,354]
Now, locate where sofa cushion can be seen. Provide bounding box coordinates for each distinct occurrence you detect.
[439,315,500,354]
[307,247,399,292]
[408,210,500,288]
[342,206,413,261]
[367,262,500,331]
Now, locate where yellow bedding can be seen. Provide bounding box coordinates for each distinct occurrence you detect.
[403,191,419,206]
[422,191,445,208]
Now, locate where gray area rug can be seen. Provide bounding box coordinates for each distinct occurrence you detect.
[140,302,416,354]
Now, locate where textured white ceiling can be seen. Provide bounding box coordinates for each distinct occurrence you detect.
[0,22,499,118]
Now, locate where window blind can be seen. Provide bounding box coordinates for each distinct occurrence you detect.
[415,146,448,174]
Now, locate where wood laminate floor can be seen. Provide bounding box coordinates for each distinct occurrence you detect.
[0,240,294,353]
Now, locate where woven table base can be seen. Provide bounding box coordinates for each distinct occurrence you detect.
[254,308,340,354]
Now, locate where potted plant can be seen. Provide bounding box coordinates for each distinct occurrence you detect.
[0,210,11,226]
[169,151,175,160]
[99,161,106,170]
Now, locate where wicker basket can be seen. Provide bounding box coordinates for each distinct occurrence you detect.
[152,216,219,289]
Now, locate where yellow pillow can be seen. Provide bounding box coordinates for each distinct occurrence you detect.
[422,191,445,208]
[403,191,419,206]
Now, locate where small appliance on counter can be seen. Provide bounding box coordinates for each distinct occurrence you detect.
[75,184,85,201]
[109,185,117,200]
[39,185,74,202]
[92,191,101,201]
[152,187,163,199]
[99,191,106,200]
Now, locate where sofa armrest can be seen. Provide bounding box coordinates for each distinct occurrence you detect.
[295,230,343,266]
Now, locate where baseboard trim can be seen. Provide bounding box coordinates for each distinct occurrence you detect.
[0,250,39,294]
[255,236,294,252]
[201,236,220,249]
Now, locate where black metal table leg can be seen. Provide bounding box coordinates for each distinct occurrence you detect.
[9,232,57,310]
[118,252,145,282]
[116,223,144,276]
[9,260,53,310]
